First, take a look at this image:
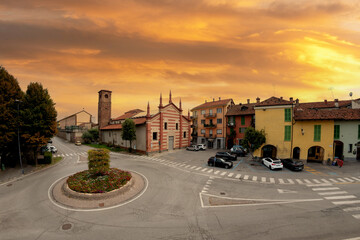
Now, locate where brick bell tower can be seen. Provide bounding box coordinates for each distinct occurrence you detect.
[98,90,112,142]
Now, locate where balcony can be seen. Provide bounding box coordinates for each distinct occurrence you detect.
[204,124,216,128]
[227,122,236,127]
[204,113,217,118]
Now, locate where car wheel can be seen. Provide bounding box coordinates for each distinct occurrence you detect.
[225,165,229,169]
[269,165,273,170]
[208,163,213,167]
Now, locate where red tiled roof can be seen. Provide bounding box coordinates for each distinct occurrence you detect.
[255,97,293,107]
[294,107,360,120]
[112,109,144,121]
[101,117,147,130]
[191,99,233,111]
[297,100,351,109]
[226,103,256,116]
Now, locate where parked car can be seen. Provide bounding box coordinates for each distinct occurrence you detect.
[186,145,199,151]
[230,147,246,157]
[231,145,247,154]
[75,140,81,146]
[40,145,57,154]
[197,144,207,150]
[208,157,233,169]
[215,152,237,161]
[281,158,304,171]
[48,146,57,154]
[262,157,283,170]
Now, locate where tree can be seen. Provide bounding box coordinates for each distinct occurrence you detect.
[82,131,93,144]
[241,127,266,158]
[22,83,57,165]
[0,66,24,167]
[121,119,136,152]
[88,128,99,142]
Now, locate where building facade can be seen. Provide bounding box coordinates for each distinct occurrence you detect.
[99,91,191,154]
[191,98,234,149]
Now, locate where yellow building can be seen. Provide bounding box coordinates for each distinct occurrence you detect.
[191,98,234,149]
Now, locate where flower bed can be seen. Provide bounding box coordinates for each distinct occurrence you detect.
[67,168,132,193]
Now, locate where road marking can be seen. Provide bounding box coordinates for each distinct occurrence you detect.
[279,178,285,184]
[296,179,303,184]
[353,214,360,219]
[303,179,312,184]
[318,191,348,196]
[220,172,227,176]
[324,195,356,200]
[313,179,321,184]
[158,160,165,162]
[69,153,73,156]
[332,200,360,205]
[287,179,294,184]
[195,167,202,171]
[235,174,241,179]
[261,177,266,183]
[343,207,360,212]
[329,178,338,183]
[252,176,257,181]
[343,237,360,240]
[214,171,220,175]
[307,183,333,187]
[207,169,213,173]
[312,187,340,191]
[337,178,347,182]
[243,175,249,180]
[190,166,196,169]
[321,179,330,183]
[65,154,69,156]
[179,164,186,167]
[278,189,297,194]
[185,165,191,168]
[351,177,360,181]
[344,178,354,182]
[228,173,234,177]
[201,168,207,172]
[270,178,275,183]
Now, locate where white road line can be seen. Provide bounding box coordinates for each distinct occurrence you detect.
[270,178,275,183]
[61,154,64,157]
[214,171,220,175]
[202,168,208,172]
[337,178,347,182]
[287,179,294,184]
[324,195,356,200]
[318,191,348,196]
[343,237,360,240]
[332,200,360,205]
[190,166,197,169]
[312,187,340,191]
[235,174,241,179]
[243,175,249,180]
[261,177,266,182]
[353,214,360,219]
[195,167,202,171]
[296,179,303,184]
[207,169,213,173]
[344,178,354,182]
[228,173,234,177]
[307,183,333,187]
[279,178,285,184]
[204,185,210,188]
[321,179,330,183]
[179,164,186,167]
[303,179,312,184]
[329,178,338,183]
[158,160,165,162]
[185,165,191,168]
[313,179,321,184]
[220,172,227,176]
[343,207,360,212]
[351,177,360,181]
[65,154,69,157]
[252,176,257,181]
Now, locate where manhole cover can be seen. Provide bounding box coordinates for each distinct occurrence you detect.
[99,202,105,207]
[6,183,12,187]
[220,192,226,195]
[62,223,72,231]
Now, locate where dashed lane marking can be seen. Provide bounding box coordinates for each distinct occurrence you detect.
[235,174,241,179]
[343,207,360,212]
[220,172,227,176]
[318,191,348,196]
[214,171,220,175]
[243,175,249,180]
[228,173,234,177]
[252,176,257,181]
[312,187,340,191]
[324,195,357,200]
[332,200,360,205]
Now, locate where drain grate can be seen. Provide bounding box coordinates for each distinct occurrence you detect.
[62,223,72,231]
[99,202,105,207]
[220,192,225,195]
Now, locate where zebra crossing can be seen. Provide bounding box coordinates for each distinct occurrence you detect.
[308,183,360,220]
[54,152,88,158]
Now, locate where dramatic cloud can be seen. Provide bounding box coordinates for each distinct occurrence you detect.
[0,0,359,120]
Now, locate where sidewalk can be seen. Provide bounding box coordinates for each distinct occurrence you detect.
[0,165,36,184]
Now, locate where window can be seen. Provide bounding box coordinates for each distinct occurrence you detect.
[239,127,246,133]
[201,129,205,134]
[209,119,213,125]
[201,110,205,115]
[217,108,222,113]
[183,131,186,138]
[176,123,178,130]
[217,129,222,135]
[153,132,157,140]
[284,126,291,141]
[334,125,340,139]
[164,122,167,130]
[349,144,353,153]
[285,108,291,122]
[217,118,222,124]
[193,111,197,116]
[241,116,245,125]
[209,109,213,115]
[209,130,213,135]
[201,119,205,125]
[314,125,321,142]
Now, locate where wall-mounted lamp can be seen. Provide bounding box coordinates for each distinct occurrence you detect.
[301,128,304,135]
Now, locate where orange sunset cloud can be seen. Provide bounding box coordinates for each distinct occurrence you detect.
[1,0,360,120]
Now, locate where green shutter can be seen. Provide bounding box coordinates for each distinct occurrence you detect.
[334,125,340,139]
[284,126,291,141]
[285,109,291,122]
[241,116,245,125]
[314,125,321,142]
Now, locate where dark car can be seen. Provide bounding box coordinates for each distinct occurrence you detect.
[208,157,233,169]
[281,158,304,171]
[215,152,237,161]
[230,147,246,157]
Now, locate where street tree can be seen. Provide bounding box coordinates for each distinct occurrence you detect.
[0,66,24,167]
[241,127,266,158]
[22,82,57,165]
[121,118,136,152]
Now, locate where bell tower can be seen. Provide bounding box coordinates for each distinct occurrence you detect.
[98,90,112,142]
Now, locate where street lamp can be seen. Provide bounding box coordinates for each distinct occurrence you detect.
[14,99,24,175]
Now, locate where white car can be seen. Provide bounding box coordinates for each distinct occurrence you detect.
[186,145,199,151]
[48,146,57,153]
[262,157,283,170]
[197,144,207,150]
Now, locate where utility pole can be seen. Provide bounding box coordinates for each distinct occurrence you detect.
[15,99,24,174]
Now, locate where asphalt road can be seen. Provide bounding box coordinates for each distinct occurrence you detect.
[1,137,360,240]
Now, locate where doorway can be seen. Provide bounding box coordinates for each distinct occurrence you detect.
[293,147,300,159]
[307,146,324,162]
[334,141,344,159]
[261,145,277,158]
[168,136,174,151]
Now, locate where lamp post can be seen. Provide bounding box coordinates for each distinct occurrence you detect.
[15,99,24,175]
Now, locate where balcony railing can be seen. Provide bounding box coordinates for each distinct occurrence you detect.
[204,113,217,118]
[204,124,216,128]
[227,122,236,127]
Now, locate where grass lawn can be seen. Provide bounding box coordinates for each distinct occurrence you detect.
[84,143,129,153]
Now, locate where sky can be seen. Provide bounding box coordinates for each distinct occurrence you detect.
[1,0,360,121]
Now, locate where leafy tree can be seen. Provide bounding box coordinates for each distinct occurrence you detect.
[88,128,99,142]
[241,127,266,157]
[82,131,93,144]
[22,83,57,165]
[121,118,136,152]
[0,66,24,167]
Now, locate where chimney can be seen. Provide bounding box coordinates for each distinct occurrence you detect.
[280,96,283,100]
[256,97,260,103]
[247,99,250,104]
[213,98,215,102]
[324,99,327,104]
[335,99,339,108]
[219,97,221,100]
[290,97,293,102]
[296,99,299,104]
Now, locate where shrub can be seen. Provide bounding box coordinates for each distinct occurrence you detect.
[88,149,110,176]
[42,151,52,164]
[82,131,93,144]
